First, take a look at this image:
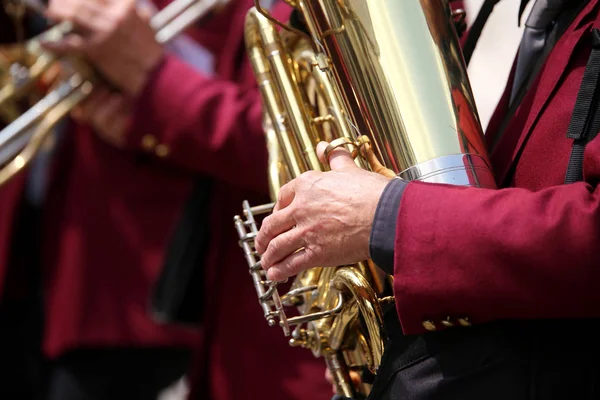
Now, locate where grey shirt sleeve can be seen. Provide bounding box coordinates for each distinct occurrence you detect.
[369,178,408,275]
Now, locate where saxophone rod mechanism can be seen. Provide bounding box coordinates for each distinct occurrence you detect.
[245,202,275,217]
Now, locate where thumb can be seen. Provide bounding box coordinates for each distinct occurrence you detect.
[137,3,155,22]
[316,141,357,171]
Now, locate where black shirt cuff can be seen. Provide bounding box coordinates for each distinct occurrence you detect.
[369,178,408,275]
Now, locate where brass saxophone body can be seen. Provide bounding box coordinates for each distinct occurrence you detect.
[234,1,496,398]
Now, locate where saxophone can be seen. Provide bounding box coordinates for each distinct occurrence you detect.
[233,1,497,398]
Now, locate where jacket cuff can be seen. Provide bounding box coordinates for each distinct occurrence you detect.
[125,54,204,159]
[369,178,408,274]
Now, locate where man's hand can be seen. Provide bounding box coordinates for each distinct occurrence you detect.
[255,142,391,282]
[71,85,132,148]
[45,0,163,97]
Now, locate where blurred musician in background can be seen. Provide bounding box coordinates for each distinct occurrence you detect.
[0,0,330,398]
[255,0,600,399]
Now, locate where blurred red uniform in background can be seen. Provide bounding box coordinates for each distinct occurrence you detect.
[0,0,330,398]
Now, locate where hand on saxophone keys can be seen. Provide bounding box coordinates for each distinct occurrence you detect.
[255,141,393,282]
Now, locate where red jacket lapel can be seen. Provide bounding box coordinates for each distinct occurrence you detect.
[485,58,516,182]
[495,0,599,184]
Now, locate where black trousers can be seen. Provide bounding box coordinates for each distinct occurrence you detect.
[366,307,600,400]
[0,201,45,400]
[0,299,45,400]
[45,347,191,400]
[0,202,191,400]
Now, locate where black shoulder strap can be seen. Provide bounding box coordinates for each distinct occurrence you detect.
[463,0,503,66]
[150,176,213,327]
[463,0,538,66]
[564,28,600,184]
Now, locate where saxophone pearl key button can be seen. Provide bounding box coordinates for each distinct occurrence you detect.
[441,317,455,328]
[458,317,472,327]
[422,320,437,331]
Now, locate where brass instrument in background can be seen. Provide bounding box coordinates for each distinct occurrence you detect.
[0,0,227,186]
[234,0,497,398]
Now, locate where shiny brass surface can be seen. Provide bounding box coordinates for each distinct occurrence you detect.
[0,0,226,185]
[235,7,387,399]
[0,76,91,186]
[330,266,385,373]
[300,0,496,186]
[234,0,495,398]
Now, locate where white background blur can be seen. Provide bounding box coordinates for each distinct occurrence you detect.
[466,0,533,130]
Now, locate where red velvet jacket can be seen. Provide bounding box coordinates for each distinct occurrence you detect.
[392,0,600,336]
[29,0,331,398]
[0,176,27,300]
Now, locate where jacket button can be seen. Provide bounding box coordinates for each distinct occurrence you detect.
[155,144,170,158]
[441,317,455,328]
[458,317,472,327]
[422,320,437,331]
[142,134,157,151]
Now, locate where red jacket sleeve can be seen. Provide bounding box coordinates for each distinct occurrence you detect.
[450,0,465,9]
[393,136,600,335]
[122,0,292,193]
[125,54,268,193]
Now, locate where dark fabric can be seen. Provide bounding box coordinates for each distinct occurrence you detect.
[369,178,407,275]
[0,6,49,44]
[511,0,572,104]
[0,299,45,400]
[463,0,503,66]
[45,348,190,400]
[0,199,45,400]
[520,0,533,22]
[491,0,587,153]
[150,177,213,327]
[368,306,600,400]
[462,0,566,68]
[290,8,310,35]
[565,29,600,183]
